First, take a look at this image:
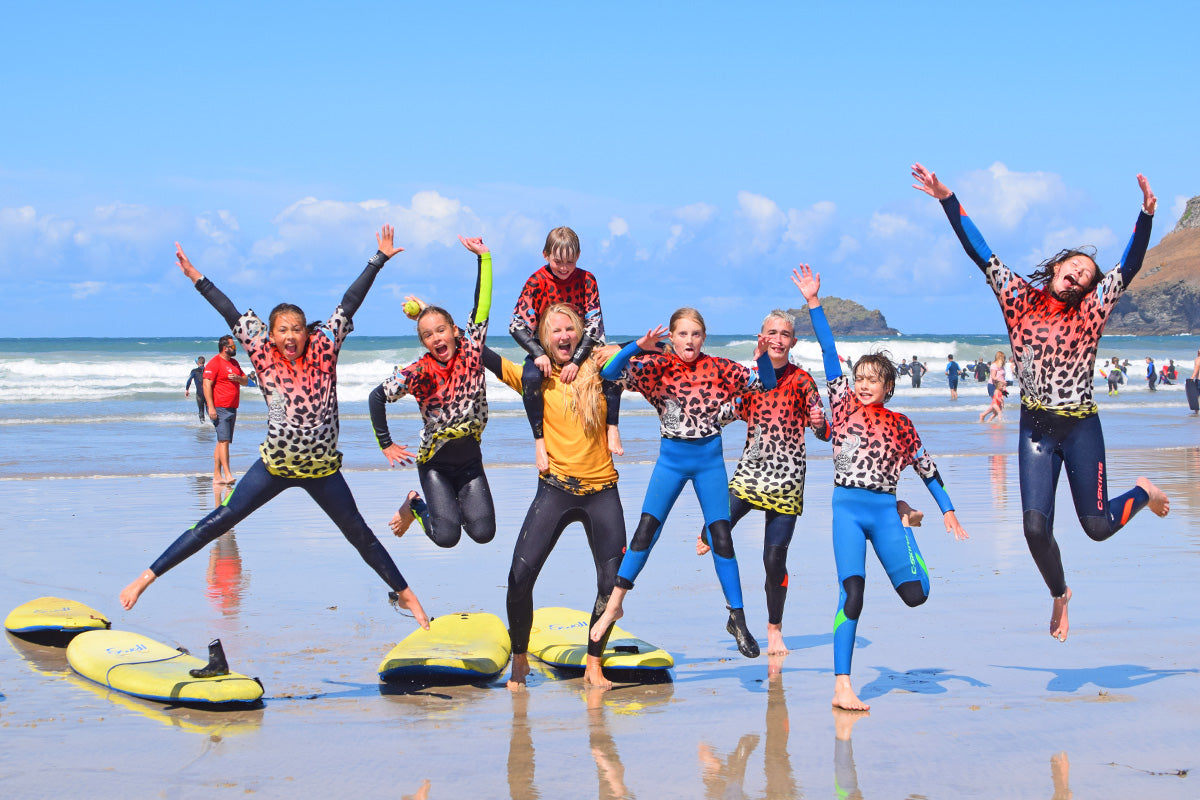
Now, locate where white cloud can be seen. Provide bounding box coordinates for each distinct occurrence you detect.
[869,211,916,238]
[784,200,836,248]
[1027,226,1118,266]
[735,191,786,255]
[1171,195,1189,227]
[70,281,103,299]
[675,202,718,226]
[957,162,1069,231]
[608,216,629,237]
[831,234,860,263]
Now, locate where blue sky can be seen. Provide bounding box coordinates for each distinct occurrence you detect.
[3,2,1198,337]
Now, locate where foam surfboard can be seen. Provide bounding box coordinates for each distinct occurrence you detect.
[66,630,263,705]
[378,612,511,682]
[528,607,674,672]
[5,596,110,636]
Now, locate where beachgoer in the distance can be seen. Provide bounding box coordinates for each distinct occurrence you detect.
[897,358,910,377]
[974,356,988,382]
[909,356,926,388]
[793,264,967,712]
[1145,357,1157,391]
[368,236,498,549]
[1160,360,1175,385]
[487,304,626,690]
[185,356,206,422]
[1102,355,1123,395]
[1189,350,1200,415]
[203,335,249,484]
[945,354,961,401]
[695,308,831,656]
[119,227,428,629]
[509,227,622,473]
[980,352,1007,422]
[913,162,1169,642]
[589,308,778,658]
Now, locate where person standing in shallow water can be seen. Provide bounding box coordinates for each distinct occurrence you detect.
[119,227,428,629]
[185,356,206,422]
[913,162,1169,643]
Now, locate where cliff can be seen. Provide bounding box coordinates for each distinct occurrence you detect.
[788,296,898,335]
[1107,196,1200,334]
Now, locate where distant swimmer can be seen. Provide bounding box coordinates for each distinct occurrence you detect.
[793,264,967,712]
[368,235,498,550]
[909,357,926,388]
[1188,350,1200,414]
[914,162,1169,643]
[945,354,961,401]
[119,226,428,630]
[185,356,206,421]
[696,308,831,655]
[589,308,779,658]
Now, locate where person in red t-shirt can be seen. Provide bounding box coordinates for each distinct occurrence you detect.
[203,334,249,484]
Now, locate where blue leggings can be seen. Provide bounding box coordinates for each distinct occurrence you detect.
[149,459,409,591]
[1018,407,1149,597]
[616,435,745,609]
[832,486,929,675]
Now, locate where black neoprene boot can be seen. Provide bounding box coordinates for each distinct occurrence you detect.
[189,638,230,678]
[726,607,760,659]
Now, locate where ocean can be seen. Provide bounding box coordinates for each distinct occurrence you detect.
[3,332,1198,480]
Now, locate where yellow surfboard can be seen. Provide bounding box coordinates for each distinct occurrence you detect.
[5,596,110,636]
[378,612,511,682]
[66,630,263,705]
[528,607,674,672]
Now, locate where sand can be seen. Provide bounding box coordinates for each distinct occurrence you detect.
[2,449,1199,798]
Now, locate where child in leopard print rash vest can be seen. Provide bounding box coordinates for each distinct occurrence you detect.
[912,163,1169,644]
[793,264,967,712]
[119,227,428,629]
[368,236,497,549]
[588,308,777,659]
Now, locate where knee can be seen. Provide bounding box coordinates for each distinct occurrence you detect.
[507,564,534,602]
[706,520,734,559]
[466,517,497,544]
[1079,515,1113,542]
[763,544,788,584]
[896,580,928,608]
[629,513,661,551]
[1022,509,1052,546]
[840,575,865,620]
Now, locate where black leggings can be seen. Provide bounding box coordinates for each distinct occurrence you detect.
[149,458,408,591]
[506,481,626,658]
[724,493,798,626]
[417,441,496,548]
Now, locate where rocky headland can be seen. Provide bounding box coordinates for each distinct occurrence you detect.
[1107,196,1200,334]
[788,296,898,335]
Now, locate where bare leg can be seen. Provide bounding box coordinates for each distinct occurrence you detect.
[390,586,429,630]
[606,425,624,456]
[507,652,530,692]
[583,654,612,689]
[217,441,234,483]
[832,674,870,711]
[1137,477,1170,517]
[1050,587,1072,642]
[389,490,421,538]
[765,623,788,655]
[119,569,157,610]
[590,586,627,642]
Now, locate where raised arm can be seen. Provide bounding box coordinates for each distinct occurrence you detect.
[599,326,668,381]
[458,235,493,326]
[341,225,405,320]
[179,243,242,329]
[1115,174,1156,284]
[911,162,993,272]
[791,265,842,380]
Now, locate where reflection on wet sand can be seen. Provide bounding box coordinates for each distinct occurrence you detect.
[1050,751,1072,800]
[989,453,1007,511]
[698,655,798,799]
[206,532,246,616]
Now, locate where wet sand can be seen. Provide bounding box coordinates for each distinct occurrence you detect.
[2,449,1199,798]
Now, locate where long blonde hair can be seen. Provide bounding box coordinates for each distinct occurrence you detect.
[538,303,605,436]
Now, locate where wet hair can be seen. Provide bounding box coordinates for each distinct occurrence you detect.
[1027,246,1099,291]
[217,335,234,352]
[853,350,897,402]
[538,303,605,435]
[195,356,204,365]
[761,309,796,334]
[268,303,313,333]
[415,305,456,332]
[669,307,706,335]
[543,226,580,263]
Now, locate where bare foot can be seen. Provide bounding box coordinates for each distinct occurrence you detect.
[607,425,624,456]
[119,569,157,610]
[695,533,711,556]
[1137,477,1170,517]
[507,653,530,691]
[389,491,420,538]
[1050,587,1072,642]
[583,654,612,689]
[832,706,869,740]
[765,623,788,655]
[534,439,549,473]
[832,674,870,711]
[590,589,625,642]
[390,587,430,630]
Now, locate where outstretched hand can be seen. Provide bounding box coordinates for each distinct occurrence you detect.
[1137,174,1157,215]
[944,509,968,541]
[458,235,489,255]
[911,163,952,200]
[790,264,821,307]
[377,225,405,259]
[381,443,416,467]
[176,243,202,283]
[637,325,669,352]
